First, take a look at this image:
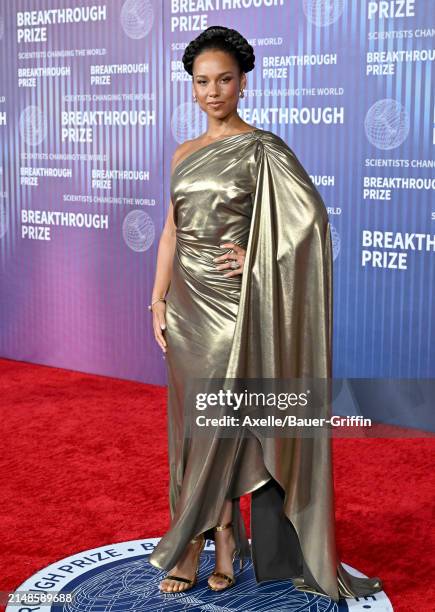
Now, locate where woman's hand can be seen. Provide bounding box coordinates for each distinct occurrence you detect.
[152,301,167,354]
[213,242,246,277]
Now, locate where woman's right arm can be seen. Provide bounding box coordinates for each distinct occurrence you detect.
[151,148,185,353]
[151,199,176,353]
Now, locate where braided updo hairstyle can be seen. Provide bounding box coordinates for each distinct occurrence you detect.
[182,26,255,76]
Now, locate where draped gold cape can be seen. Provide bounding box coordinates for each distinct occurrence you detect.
[148,128,383,602]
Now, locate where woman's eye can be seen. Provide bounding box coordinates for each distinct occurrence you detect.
[197,78,230,85]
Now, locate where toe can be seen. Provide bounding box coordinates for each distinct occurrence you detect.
[209,576,223,589]
[161,579,174,592]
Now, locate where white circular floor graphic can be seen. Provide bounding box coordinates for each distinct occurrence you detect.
[6,538,393,611]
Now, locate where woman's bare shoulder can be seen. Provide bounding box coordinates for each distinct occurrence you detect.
[171,137,203,172]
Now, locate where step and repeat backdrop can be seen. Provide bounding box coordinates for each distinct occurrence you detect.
[0,0,433,386]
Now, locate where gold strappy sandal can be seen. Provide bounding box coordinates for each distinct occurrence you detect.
[159,534,205,593]
[207,521,244,591]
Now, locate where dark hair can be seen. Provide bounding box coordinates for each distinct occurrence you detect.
[182,26,255,76]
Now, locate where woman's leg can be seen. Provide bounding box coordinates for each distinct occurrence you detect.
[159,535,205,593]
[159,498,234,593]
[207,498,238,589]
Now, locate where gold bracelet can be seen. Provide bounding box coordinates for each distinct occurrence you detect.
[148,297,166,311]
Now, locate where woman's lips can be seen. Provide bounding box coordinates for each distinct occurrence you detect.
[208,102,223,107]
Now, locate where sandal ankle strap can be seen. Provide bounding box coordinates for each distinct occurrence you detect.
[214,521,233,532]
[190,533,205,544]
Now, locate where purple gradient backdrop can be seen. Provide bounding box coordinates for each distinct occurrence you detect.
[0,1,434,385]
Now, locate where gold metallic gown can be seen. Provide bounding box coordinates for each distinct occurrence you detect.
[148,128,383,602]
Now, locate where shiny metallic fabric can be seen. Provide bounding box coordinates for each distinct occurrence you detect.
[148,128,383,602]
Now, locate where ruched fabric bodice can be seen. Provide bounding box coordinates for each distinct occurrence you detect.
[169,129,259,306]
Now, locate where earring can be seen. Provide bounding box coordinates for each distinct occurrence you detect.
[239,90,244,98]
[193,95,197,102]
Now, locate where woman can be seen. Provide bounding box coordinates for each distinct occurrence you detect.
[148,25,383,602]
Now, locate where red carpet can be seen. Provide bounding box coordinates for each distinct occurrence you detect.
[1,357,434,611]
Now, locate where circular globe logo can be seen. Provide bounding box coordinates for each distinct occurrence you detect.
[364,99,410,150]
[120,0,154,40]
[5,538,393,611]
[171,102,205,144]
[303,0,346,27]
[19,105,47,147]
[122,209,155,252]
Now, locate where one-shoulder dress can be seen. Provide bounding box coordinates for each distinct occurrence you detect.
[148,128,383,602]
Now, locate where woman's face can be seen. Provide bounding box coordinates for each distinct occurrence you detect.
[192,49,245,118]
